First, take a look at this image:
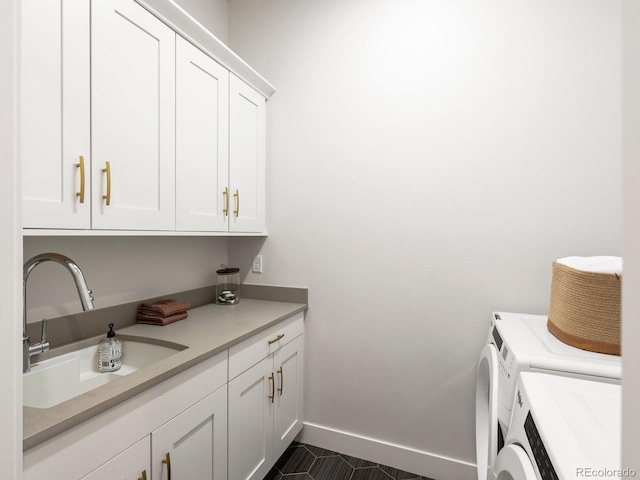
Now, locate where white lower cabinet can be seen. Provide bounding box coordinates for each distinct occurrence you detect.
[23,314,304,480]
[80,436,150,480]
[151,385,227,480]
[273,336,304,458]
[228,315,305,480]
[228,357,274,480]
[24,351,228,480]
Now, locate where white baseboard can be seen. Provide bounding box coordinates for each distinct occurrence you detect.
[297,422,476,480]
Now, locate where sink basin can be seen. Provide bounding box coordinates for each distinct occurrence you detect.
[24,338,186,409]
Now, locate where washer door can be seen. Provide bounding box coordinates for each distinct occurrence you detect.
[476,343,499,480]
[493,444,537,480]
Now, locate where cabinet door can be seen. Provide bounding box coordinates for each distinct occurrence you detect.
[91,0,176,231]
[175,36,230,232]
[21,0,90,229]
[80,436,150,480]
[273,335,305,461]
[229,74,266,233]
[152,385,227,480]
[228,357,274,480]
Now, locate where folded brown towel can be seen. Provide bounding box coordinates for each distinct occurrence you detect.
[138,299,191,317]
[136,311,188,326]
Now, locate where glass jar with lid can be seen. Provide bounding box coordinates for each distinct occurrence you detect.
[216,265,240,305]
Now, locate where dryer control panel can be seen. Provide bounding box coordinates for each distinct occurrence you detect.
[490,314,520,415]
[491,316,516,380]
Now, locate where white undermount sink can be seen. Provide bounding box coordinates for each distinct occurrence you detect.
[23,338,186,409]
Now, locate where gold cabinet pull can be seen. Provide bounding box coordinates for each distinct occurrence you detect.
[268,334,285,345]
[277,366,284,396]
[223,187,229,216]
[233,189,239,217]
[162,452,172,480]
[102,161,112,206]
[75,155,86,203]
[268,373,275,403]
[138,470,147,480]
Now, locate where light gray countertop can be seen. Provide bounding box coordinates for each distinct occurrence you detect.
[23,299,307,451]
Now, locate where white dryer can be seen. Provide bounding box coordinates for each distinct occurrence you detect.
[494,372,621,480]
[475,312,621,480]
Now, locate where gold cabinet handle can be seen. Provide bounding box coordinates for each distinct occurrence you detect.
[102,161,111,206]
[162,452,172,480]
[223,187,229,216]
[277,366,284,396]
[268,373,275,403]
[268,334,285,345]
[233,189,239,217]
[75,155,86,203]
[138,470,147,480]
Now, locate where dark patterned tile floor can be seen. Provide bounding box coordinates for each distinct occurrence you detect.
[265,442,434,480]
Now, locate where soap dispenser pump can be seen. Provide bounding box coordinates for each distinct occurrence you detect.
[98,323,122,372]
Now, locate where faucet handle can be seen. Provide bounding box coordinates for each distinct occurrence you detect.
[28,318,50,358]
[40,318,47,343]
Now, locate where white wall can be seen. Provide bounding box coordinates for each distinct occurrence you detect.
[622,0,640,472]
[228,0,622,475]
[2,0,22,477]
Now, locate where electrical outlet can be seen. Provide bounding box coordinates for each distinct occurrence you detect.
[252,255,263,273]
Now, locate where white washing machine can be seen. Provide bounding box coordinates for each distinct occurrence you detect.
[475,312,621,480]
[494,372,621,480]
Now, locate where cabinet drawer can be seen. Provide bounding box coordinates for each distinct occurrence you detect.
[203,349,228,393]
[229,312,304,380]
[80,436,150,480]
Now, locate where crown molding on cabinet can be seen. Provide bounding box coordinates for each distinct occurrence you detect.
[135,0,276,99]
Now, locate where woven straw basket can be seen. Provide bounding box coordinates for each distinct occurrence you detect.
[547,261,621,355]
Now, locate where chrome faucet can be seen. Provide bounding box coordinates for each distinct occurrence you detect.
[23,253,95,373]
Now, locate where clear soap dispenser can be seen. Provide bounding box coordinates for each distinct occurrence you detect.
[98,323,122,372]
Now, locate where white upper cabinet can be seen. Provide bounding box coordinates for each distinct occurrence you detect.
[176,41,266,234]
[91,0,176,231]
[21,0,90,229]
[176,36,230,232]
[21,0,273,235]
[229,75,266,233]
